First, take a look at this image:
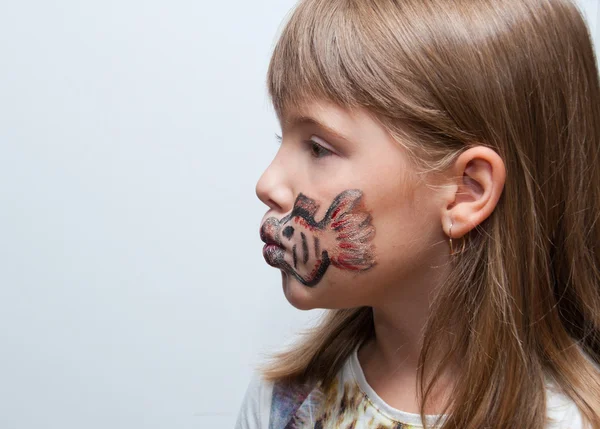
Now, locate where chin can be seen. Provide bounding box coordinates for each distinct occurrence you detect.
[280,271,357,310]
[280,271,324,311]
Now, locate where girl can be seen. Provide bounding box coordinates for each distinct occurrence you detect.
[236,0,600,427]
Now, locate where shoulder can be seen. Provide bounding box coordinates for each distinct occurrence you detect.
[545,383,586,429]
[234,371,274,429]
[235,370,326,429]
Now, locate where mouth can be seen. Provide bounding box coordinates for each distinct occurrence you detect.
[260,218,286,266]
[262,236,280,246]
[259,218,283,247]
[262,243,285,267]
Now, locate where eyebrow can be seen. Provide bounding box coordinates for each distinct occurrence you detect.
[282,115,354,145]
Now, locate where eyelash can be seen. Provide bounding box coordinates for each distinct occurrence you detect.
[274,133,333,159]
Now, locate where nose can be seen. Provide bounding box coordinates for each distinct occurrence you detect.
[255,156,295,213]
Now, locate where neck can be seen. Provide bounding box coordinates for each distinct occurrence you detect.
[356,252,457,414]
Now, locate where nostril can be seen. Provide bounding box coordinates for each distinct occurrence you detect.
[267,199,282,210]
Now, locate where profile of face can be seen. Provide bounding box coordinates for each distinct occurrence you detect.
[256,100,448,310]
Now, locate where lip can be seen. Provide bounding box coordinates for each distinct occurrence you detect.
[262,243,285,266]
[262,241,284,255]
[259,219,282,247]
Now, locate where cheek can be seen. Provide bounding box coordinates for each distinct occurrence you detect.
[377,212,440,275]
[276,184,435,307]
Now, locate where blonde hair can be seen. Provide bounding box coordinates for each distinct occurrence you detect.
[257,0,600,427]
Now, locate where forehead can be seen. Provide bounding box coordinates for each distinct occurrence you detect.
[279,99,346,124]
[279,100,374,141]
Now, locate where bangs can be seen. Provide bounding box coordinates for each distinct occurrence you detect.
[264,0,493,169]
[266,0,385,121]
[265,0,433,133]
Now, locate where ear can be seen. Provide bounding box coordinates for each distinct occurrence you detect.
[440,146,506,238]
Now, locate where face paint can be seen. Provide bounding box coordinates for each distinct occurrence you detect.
[260,189,377,287]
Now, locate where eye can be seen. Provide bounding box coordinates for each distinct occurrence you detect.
[274,133,334,159]
[307,138,333,159]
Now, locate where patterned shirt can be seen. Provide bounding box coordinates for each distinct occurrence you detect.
[235,344,584,429]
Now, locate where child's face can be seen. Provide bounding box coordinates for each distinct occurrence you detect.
[256,100,448,310]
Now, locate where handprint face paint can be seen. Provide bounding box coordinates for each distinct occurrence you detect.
[260,189,376,287]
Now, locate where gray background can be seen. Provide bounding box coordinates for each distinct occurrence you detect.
[0,1,597,428]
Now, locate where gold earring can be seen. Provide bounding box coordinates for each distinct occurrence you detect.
[448,221,466,255]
